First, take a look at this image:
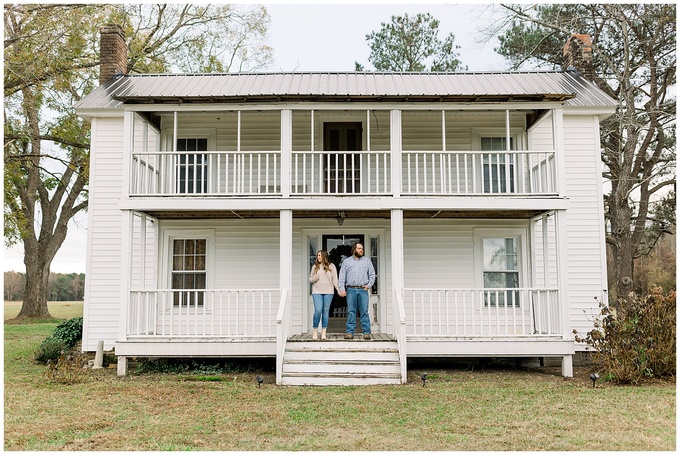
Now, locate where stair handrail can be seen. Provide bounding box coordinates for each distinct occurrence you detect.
[394,288,407,383]
[275,288,289,385]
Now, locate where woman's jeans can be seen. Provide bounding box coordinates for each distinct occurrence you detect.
[312,293,333,329]
[345,288,371,335]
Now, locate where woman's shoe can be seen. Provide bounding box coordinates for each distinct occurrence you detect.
[312,329,318,340]
[321,328,327,340]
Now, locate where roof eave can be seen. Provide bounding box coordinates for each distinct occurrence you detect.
[112,93,576,105]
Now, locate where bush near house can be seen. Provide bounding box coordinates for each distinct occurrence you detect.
[34,317,83,364]
[575,287,676,384]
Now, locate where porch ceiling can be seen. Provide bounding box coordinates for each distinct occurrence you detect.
[143,209,547,220]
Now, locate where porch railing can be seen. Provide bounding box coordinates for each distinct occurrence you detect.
[128,289,280,337]
[402,287,560,337]
[130,151,281,196]
[402,150,556,195]
[130,150,557,197]
[291,151,391,194]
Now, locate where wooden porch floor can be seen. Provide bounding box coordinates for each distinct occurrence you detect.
[288,332,395,342]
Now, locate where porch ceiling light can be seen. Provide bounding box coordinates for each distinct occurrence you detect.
[336,211,345,226]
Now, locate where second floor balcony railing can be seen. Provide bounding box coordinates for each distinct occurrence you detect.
[130,149,557,197]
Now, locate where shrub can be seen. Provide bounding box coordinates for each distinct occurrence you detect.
[52,317,83,349]
[35,337,68,364]
[134,357,271,375]
[575,287,676,384]
[34,317,83,364]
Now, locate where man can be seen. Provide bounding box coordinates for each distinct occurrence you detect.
[338,242,376,340]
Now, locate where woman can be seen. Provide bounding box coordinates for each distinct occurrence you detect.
[308,250,339,340]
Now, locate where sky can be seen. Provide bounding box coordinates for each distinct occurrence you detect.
[3,3,509,274]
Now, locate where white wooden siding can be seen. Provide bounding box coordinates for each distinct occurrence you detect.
[129,213,157,290]
[83,117,125,351]
[528,114,559,288]
[530,215,558,288]
[402,111,527,152]
[160,112,281,152]
[562,115,608,340]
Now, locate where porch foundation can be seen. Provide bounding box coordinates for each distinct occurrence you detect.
[561,354,573,377]
[117,356,128,377]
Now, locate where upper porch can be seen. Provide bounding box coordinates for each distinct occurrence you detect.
[124,105,566,203]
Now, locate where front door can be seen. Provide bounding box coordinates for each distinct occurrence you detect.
[323,234,364,333]
[323,122,362,193]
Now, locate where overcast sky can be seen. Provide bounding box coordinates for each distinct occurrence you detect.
[3,3,509,274]
[266,3,507,72]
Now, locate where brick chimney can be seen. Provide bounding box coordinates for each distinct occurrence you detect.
[562,33,593,80]
[99,25,127,85]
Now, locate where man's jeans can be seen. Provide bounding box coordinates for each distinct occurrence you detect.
[345,288,371,335]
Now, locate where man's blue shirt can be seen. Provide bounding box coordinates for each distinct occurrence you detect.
[338,255,375,291]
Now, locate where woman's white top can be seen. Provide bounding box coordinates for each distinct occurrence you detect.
[309,263,339,295]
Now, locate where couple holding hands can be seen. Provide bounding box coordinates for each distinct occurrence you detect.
[308,242,375,340]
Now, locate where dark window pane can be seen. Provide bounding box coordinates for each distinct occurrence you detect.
[196,239,206,254]
[173,239,183,254]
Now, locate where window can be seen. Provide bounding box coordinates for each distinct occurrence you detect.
[176,138,208,193]
[481,136,515,193]
[482,237,520,307]
[172,238,206,307]
[369,236,379,295]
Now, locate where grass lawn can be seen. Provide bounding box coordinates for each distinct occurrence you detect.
[3,301,676,451]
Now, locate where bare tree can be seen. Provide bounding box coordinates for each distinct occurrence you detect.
[4,3,273,318]
[490,4,676,300]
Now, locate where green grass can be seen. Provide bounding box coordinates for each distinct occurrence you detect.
[3,301,676,451]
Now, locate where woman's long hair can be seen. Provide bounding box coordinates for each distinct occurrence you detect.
[313,250,332,273]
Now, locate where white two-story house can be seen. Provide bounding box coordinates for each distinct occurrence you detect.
[76,26,616,385]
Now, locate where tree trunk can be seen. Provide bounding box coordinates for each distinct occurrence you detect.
[610,197,635,302]
[17,241,53,319]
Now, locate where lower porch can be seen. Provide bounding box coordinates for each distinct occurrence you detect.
[114,330,575,383]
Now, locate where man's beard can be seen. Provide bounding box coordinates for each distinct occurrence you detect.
[354,251,363,258]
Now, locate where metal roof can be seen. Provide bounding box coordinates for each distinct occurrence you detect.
[75,71,618,110]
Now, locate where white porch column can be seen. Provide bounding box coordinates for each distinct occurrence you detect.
[391,209,404,294]
[279,209,293,305]
[277,209,293,385]
[391,209,406,383]
[280,109,292,198]
[390,110,402,197]
[554,208,573,377]
[551,107,567,197]
[117,209,133,376]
